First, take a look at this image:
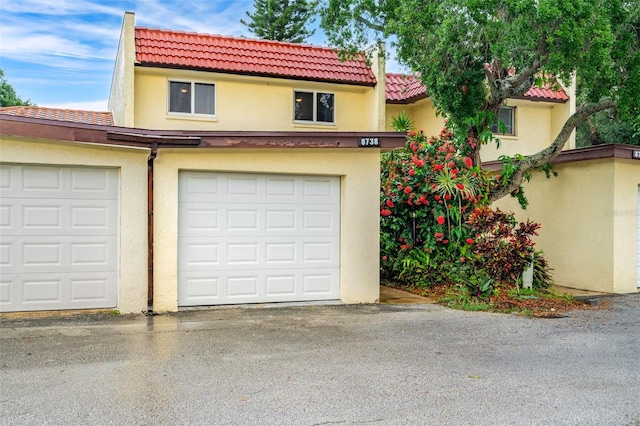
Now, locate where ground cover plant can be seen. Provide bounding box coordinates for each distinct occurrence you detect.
[380,127,593,316]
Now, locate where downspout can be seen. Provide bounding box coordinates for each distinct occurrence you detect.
[147,143,158,314]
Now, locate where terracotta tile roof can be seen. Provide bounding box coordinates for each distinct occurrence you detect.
[386,73,427,103]
[135,28,377,86]
[385,73,569,103]
[0,106,114,126]
[521,86,569,102]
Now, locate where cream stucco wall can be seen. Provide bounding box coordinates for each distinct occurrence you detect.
[0,136,149,312]
[612,160,640,292]
[108,12,136,127]
[385,99,444,136]
[480,99,555,161]
[494,158,639,293]
[133,67,376,132]
[152,149,381,311]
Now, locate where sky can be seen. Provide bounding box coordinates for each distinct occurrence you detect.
[0,0,404,111]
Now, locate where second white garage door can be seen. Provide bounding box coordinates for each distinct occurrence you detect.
[178,172,340,306]
[0,164,118,312]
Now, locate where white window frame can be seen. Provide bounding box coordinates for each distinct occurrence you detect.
[491,106,516,136]
[167,79,216,118]
[293,90,335,125]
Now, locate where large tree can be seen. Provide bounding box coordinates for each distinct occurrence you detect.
[320,0,640,202]
[0,69,32,107]
[241,0,318,43]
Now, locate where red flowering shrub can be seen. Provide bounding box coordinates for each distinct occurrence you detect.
[380,128,551,289]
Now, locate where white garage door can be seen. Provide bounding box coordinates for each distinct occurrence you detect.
[178,172,340,306]
[0,164,118,312]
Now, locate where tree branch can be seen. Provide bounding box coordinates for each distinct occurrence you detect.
[354,15,385,32]
[488,100,617,202]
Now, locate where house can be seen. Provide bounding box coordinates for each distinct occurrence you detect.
[109,12,574,162]
[109,12,386,132]
[1,12,635,315]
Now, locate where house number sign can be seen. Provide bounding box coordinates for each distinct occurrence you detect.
[359,137,380,147]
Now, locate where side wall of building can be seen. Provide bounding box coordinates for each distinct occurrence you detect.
[494,157,639,293]
[108,12,136,127]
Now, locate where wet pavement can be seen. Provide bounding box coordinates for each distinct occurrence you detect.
[1,294,639,425]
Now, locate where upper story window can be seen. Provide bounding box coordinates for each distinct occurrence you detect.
[294,91,335,124]
[169,81,216,116]
[491,107,515,135]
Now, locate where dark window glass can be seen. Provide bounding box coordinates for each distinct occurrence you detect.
[194,83,215,115]
[316,93,334,123]
[169,81,191,113]
[491,107,515,135]
[294,91,314,121]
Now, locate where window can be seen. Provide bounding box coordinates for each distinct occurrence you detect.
[169,81,215,116]
[491,107,515,135]
[294,91,334,123]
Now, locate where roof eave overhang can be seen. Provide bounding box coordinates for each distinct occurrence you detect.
[135,63,377,87]
[0,115,406,150]
[482,144,639,170]
[386,93,429,105]
[513,95,568,104]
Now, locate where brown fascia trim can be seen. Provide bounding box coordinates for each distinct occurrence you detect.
[385,93,429,105]
[482,144,640,171]
[136,63,377,87]
[510,95,568,104]
[0,114,407,150]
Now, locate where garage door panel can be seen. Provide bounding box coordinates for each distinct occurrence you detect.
[178,271,222,304]
[0,272,117,312]
[179,202,338,238]
[179,171,339,205]
[180,236,339,271]
[0,165,118,200]
[0,164,118,312]
[179,268,340,306]
[178,172,340,306]
[178,173,220,203]
[178,204,220,236]
[1,199,118,236]
[0,236,116,274]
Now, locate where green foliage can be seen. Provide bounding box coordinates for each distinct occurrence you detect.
[530,250,554,289]
[576,110,640,147]
[320,0,639,201]
[391,110,414,132]
[438,286,493,311]
[0,69,32,107]
[321,0,638,127]
[451,265,495,300]
[241,0,317,43]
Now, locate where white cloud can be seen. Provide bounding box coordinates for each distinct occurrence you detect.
[0,0,123,16]
[131,0,252,36]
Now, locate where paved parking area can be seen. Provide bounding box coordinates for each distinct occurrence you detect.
[1,294,639,425]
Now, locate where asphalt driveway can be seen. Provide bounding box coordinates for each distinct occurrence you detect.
[1,294,639,425]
